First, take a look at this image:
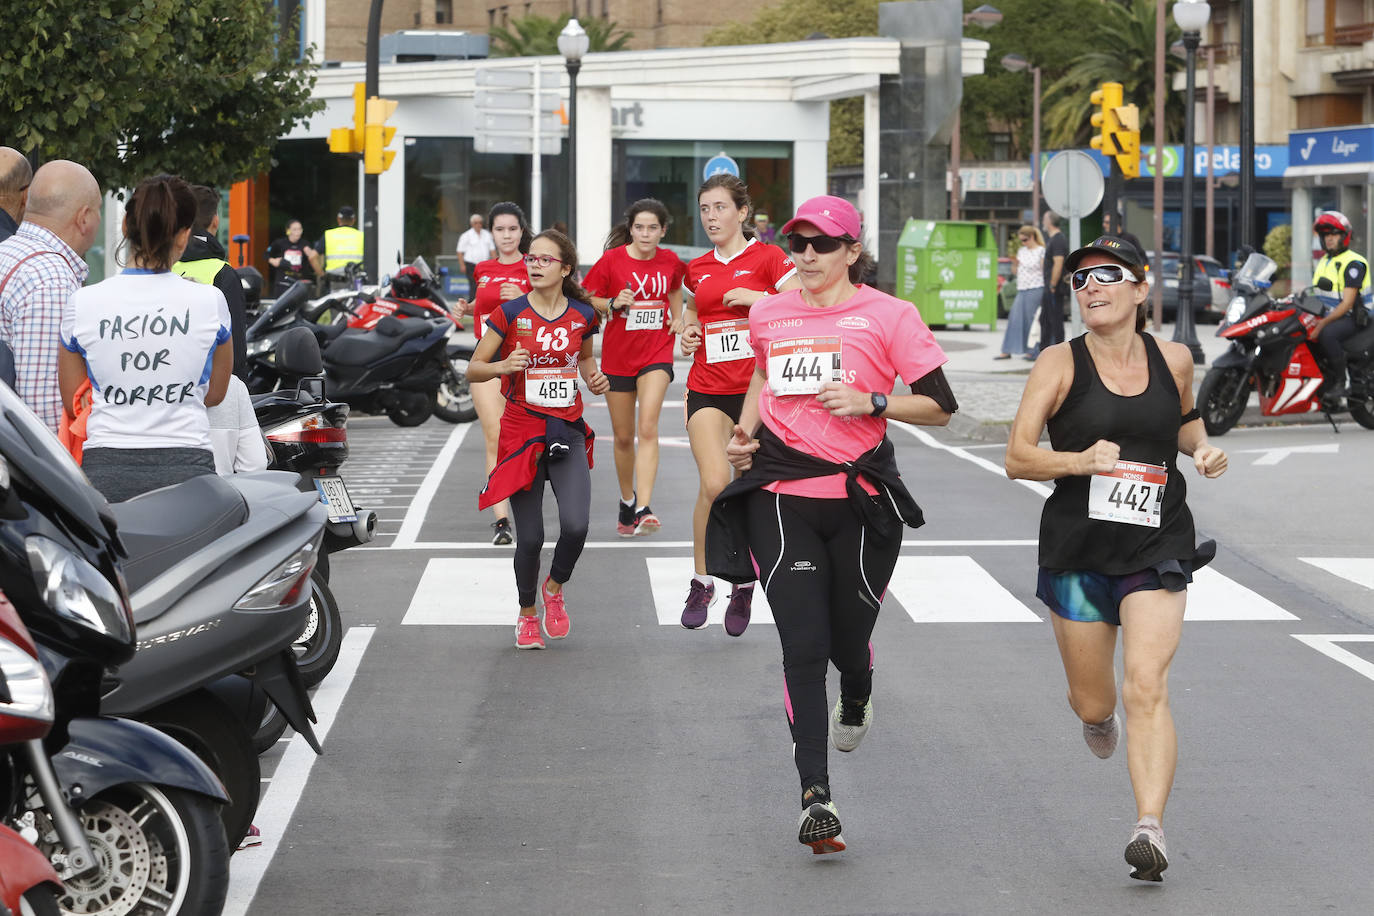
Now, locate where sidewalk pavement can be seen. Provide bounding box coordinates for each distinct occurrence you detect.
[932,319,1311,443]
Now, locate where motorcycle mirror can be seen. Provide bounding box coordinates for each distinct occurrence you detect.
[380,274,392,287]
[1317,278,1334,292]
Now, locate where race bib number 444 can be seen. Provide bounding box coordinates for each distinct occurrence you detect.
[768,336,842,395]
[525,367,577,408]
[1087,460,1167,528]
[704,319,750,364]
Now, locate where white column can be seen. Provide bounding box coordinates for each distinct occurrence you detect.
[305,0,328,60]
[1290,184,1312,287]
[862,88,880,258]
[575,86,612,260]
[791,138,828,217]
[378,140,406,274]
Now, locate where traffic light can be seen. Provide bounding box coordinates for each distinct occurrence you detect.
[364,97,398,174]
[1089,82,1143,179]
[329,83,366,155]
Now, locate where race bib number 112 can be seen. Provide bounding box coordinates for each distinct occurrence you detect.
[704,319,751,364]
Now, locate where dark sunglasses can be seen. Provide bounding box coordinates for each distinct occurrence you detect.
[788,233,852,255]
[1070,263,1137,292]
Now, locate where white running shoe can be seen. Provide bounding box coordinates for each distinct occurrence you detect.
[1083,712,1120,759]
[1125,817,1168,881]
[829,696,873,753]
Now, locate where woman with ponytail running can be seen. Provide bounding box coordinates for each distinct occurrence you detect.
[678,175,799,636]
[583,199,686,537]
[467,230,609,650]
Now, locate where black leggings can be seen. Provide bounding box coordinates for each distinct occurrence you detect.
[508,433,591,608]
[745,489,902,790]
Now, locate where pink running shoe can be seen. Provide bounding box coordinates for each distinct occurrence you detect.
[542,578,570,639]
[516,614,545,649]
[633,506,661,536]
[238,824,263,850]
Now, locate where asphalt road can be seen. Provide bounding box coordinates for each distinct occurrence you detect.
[227,371,1374,916]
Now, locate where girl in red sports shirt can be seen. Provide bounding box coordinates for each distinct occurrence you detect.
[679,175,799,636]
[583,198,686,537]
[467,229,609,649]
[455,201,532,545]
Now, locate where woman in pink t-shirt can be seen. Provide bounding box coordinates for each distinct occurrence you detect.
[721,196,957,856]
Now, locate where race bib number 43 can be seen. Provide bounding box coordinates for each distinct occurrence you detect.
[1087,460,1167,528]
[525,367,577,408]
[768,336,842,395]
[704,319,750,364]
[626,300,664,331]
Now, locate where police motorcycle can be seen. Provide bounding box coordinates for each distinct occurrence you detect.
[1196,251,1374,435]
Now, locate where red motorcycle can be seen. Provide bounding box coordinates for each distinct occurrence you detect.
[1197,252,1374,434]
[345,259,476,423]
[0,590,63,916]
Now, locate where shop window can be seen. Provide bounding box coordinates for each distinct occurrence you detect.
[265,139,361,265]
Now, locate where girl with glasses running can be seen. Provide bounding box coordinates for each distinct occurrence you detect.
[454,202,533,546]
[708,196,957,854]
[1005,235,1227,881]
[583,199,686,537]
[679,175,800,635]
[467,230,609,650]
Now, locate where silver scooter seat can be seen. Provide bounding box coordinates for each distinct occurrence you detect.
[111,474,250,600]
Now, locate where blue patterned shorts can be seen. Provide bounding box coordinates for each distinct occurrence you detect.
[1036,566,1191,626]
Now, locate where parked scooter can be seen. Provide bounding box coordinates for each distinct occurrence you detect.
[0,591,63,916]
[1198,252,1374,434]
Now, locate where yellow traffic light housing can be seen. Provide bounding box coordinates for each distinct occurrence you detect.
[329,83,367,155]
[1114,104,1141,178]
[1089,82,1124,157]
[364,97,398,174]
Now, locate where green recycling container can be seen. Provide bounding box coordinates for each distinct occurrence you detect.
[895,219,998,326]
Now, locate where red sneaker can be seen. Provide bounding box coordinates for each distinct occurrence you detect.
[542,578,569,639]
[516,614,545,649]
[633,507,661,536]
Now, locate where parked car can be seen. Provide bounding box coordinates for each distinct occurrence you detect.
[1143,251,1215,321]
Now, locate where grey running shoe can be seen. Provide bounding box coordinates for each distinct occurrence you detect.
[1083,712,1120,759]
[830,695,873,753]
[491,518,513,546]
[680,579,715,629]
[1125,817,1168,881]
[723,584,753,637]
[797,785,846,855]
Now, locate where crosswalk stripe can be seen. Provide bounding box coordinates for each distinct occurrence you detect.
[401,558,517,625]
[646,557,776,627]
[1298,557,1374,591]
[887,556,1042,623]
[1184,567,1298,621]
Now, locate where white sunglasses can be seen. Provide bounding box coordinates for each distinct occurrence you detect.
[1070,264,1138,292]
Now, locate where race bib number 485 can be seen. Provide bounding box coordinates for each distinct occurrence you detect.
[525,367,577,408]
[768,336,842,396]
[704,319,750,364]
[1087,460,1166,528]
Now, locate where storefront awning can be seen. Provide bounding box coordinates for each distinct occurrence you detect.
[1282,162,1374,186]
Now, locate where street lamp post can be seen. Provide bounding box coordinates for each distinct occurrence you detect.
[1000,53,1041,224]
[1173,0,1210,365]
[951,5,1002,220]
[558,19,589,245]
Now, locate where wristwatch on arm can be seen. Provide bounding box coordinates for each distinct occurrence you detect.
[869,392,887,417]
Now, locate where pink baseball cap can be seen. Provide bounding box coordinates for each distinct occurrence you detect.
[781,196,861,240]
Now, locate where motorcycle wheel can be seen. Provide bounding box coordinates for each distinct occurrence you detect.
[295,570,343,688]
[141,691,260,852]
[433,351,476,423]
[386,390,433,427]
[50,784,228,916]
[252,701,291,755]
[1196,366,1250,436]
[21,886,61,916]
[1351,398,1374,429]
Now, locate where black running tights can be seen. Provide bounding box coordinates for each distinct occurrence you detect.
[508,435,591,608]
[745,489,902,790]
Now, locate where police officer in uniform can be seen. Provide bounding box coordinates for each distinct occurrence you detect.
[173,185,248,379]
[308,205,365,285]
[1310,210,1372,405]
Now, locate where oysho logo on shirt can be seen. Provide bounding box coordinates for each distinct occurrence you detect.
[836,316,870,330]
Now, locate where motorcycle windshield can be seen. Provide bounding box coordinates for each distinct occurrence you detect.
[410,256,435,282]
[0,382,115,545]
[248,280,311,336]
[1232,253,1277,294]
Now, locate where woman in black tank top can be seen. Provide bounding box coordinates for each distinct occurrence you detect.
[1004,236,1229,882]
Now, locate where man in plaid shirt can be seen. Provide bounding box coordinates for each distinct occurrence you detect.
[0,161,102,432]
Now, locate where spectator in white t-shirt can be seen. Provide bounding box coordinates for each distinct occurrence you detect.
[207,375,270,474]
[455,213,495,299]
[58,174,234,502]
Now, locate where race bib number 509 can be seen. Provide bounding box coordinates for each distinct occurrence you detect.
[1087,460,1166,528]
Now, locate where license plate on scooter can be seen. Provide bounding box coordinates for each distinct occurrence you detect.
[314,476,358,523]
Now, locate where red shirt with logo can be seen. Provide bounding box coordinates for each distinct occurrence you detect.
[471,258,533,334]
[485,295,599,423]
[685,239,796,394]
[583,245,686,376]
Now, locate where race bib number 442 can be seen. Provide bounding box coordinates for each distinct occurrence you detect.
[525,367,577,408]
[768,336,842,395]
[1087,460,1167,528]
[704,319,750,364]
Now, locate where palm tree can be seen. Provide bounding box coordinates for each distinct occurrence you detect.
[490,13,632,57]
[1041,0,1185,150]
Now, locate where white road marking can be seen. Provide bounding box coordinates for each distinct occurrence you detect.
[402,559,524,624]
[391,422,471,548]
[1291,634,1374,683]
[224,626,376,915]
[1184,568,1298,621]
[1299,557,1374,590]
[888,556,1042,622]
[1232,443,1339,465]
[646,557,775,627]
[894,424,1054,497]
[372,538,1041,551]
